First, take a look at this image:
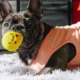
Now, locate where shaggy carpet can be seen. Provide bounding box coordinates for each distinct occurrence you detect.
[0,52,80,80]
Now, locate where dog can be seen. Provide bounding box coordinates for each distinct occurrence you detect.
[0,0,80,74]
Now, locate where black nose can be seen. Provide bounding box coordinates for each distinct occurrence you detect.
[11,25,24,31]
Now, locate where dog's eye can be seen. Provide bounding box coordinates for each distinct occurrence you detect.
[4,23,10,27]
[27,20,32,25]
[24,18,32,26]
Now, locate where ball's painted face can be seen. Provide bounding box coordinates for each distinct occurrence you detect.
[2,31,23,52]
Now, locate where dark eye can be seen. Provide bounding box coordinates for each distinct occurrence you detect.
[27,20,32,25]
[4,23,10,27]
[24,18,32,26]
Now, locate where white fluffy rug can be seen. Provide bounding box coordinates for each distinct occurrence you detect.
[0,52,80,80]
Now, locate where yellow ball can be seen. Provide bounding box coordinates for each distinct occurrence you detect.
[2,31,23,52]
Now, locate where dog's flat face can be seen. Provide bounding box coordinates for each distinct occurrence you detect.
[2,11,38,38]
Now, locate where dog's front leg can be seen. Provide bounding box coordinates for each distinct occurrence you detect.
[37,65,66,75]
[36,67,54,75]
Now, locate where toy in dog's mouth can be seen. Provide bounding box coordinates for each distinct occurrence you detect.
[2,31,23,52]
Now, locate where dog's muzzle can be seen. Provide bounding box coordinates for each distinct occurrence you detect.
[11,24,25,31]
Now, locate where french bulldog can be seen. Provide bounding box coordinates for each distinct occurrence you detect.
[0,0,78,74]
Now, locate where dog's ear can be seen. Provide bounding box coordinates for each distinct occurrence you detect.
[27,0,43,19]
[0,0,13,23]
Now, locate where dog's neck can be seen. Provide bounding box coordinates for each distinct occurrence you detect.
[42,22,53,39]
[17,21,45,65]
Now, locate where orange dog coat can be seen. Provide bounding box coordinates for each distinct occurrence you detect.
[30,22,80,73]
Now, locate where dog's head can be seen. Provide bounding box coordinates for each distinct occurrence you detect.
[0,0,43,35]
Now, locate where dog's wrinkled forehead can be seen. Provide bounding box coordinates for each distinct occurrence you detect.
[4,10,32,22]
[17,10,32,18]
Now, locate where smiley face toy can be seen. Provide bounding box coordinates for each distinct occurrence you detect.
[2,31,23,52]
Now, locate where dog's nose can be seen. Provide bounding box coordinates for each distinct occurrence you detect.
[11,25,24,31]
[11,25,18,31]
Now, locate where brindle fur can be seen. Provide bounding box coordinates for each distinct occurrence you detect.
[0,0,76,74]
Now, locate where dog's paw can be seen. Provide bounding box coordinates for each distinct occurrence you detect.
[36,67,54,75]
